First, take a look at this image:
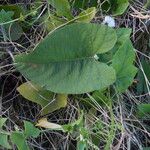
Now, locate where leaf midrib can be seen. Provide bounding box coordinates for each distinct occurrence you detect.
[16,55,97,64]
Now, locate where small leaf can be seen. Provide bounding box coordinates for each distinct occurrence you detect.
[75,7,96,23]
[0,5,24,19]
[36,118,63,130]
[17,82,67,115]
[77,140,87,150]
[110,0,129,16]
[44,14,66,32]
[11,121,40,150]
[0,9,23,41]
[112,40,137,92]
[137,59,150,94]
[24,121,40,138]
[48,0,73,19]
[10,132,29,150]
[9,22,23,41]
[137,104,150,118]
[0,9,14,24]
[0,134,11,149]
[15,23,117,94]
[0,118,7,128]
[62,111,84,132]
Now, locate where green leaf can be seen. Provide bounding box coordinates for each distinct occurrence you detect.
[73,0,89,9]
[0,5,23,19]
[11,132,29,150]
[63,111,84,132]
[137,104,150,118]
[24,121,41,138]
[9,22,23,41]
[115,28,131,46]
[48,0,72,19]
[0,9,14,24]
[137,59,150,94]
[15,23,117,94]
[98,28,131,64]
[77,140,87,150]
[0,134,11,149]
[110,0,129,16]
[0,118,12,149]
[112,40,137,92]
[75,7,96,23]
[144,0,150,9]
[17,82,67,115]
[0,9,23,41]
[11,121,40,150]
[0,118,7,128]
[44,14,66,32]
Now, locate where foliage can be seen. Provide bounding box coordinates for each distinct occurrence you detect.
[137,104,150,118]
[112,39,137,92]
[73,0,97,9]
[75,7,96,23]
[48,0,73,19]
[15,23,117,94]
[17,82,67,115]
[109,0,129,16]
[10,121,40,150]
[0,0,148,149]
[137,58,150,94]
[0,9,23,41]
[0,118,11,149]
[0,118,40,150]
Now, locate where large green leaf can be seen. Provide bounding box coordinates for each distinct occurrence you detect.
[17,82,67,115]
[48,0,73,19]
[112,40,137,92]
[15,23,117,94]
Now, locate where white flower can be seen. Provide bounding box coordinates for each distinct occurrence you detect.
[103,16,115,27]
[94,54,99,60]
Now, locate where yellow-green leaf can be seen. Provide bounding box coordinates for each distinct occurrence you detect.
[17,82,67,115]
[36,118,63,130]
[75,7,96,23]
